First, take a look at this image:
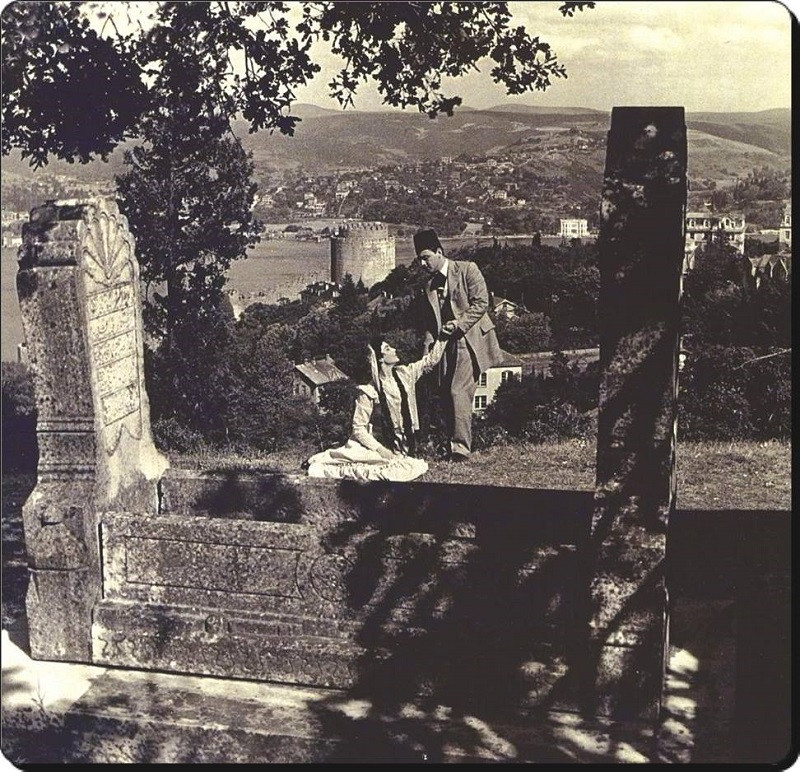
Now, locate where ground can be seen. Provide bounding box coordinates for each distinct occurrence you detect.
[0,438,791,763]
[163,438,791,509]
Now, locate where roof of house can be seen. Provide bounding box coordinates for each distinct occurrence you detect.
[748,253,791,276]
[294,356,349,387]
[492,295,527,311]
[489,350,525,369]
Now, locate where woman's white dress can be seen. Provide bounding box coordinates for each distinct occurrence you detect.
[306,340,446,482]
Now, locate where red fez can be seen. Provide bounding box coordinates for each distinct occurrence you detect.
[413,229,443,255]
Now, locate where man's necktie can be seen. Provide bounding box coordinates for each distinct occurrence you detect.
[431,273,446,306]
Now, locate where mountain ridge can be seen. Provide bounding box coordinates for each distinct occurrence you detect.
[1,104,790,188]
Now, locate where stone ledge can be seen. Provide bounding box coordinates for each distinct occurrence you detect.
[2,599,745,764]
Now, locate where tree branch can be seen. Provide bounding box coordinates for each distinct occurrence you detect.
[732,348,791,370]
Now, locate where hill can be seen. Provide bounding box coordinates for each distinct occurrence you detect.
[484,104,605,115]
[234,105,790,179]
[234,108,607,171]
[2,104,790,194]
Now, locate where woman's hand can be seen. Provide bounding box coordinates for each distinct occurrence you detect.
[377,446,395,460]
[441,320,458,337]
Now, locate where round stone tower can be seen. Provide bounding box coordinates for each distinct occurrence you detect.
[330,221,396,288]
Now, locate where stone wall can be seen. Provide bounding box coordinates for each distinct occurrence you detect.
[93,471,595,714]
[330,222,395,288]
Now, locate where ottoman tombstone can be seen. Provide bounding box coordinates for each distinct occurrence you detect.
[16,198,168,661]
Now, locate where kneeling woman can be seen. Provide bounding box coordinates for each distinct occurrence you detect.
[306,331,450,481]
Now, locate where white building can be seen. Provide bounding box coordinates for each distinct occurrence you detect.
[684,210,746,271]
[490,294,527,320]
[559,219,589,239]
[473,351,524,413]
[778,201,791,250]
[293,355,349,405]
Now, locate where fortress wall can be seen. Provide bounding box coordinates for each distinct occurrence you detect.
[330,222,395,288]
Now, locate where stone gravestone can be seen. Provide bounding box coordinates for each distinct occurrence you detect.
[16,198,168,661]
[588,107,687,718]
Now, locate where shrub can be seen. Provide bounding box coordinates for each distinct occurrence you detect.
[678,346,755,440]
[519,400,593,443]
[151,416,207,454]
[1,362,37,472]
[471,418,513,450]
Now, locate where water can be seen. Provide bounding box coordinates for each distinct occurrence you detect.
[2,234,554,360]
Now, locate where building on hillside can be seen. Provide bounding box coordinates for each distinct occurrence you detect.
[300,280,340,303]
[472,351,524,413]
[293,354,349,405]
[684,209,746,271]
[490,294,528,320]
[747,253,791,288]
[2,232,22,248]
[1,210,25,226]
[559,218,589,239]
[778,201,791,250]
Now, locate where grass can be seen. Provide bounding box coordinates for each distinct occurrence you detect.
[1,439,790,627]
[166,438,791,511]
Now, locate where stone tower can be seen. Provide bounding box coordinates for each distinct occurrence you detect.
[330,221,395,288]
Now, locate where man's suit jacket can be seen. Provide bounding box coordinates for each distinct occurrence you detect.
[422,259,503,376]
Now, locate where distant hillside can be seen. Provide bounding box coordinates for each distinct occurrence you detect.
[685,129,788,181]
[484,104,605,115]
[235,109,606,171]
[2,104,790,192]
[686,120,790,156]
[2,146,127,183]
[686,108,790,126]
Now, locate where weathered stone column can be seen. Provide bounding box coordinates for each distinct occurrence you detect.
[16,198,168,662]
[588,108,686,719]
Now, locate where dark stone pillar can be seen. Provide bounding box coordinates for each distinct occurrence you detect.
[588,108,687,719]
[16,198,168,662]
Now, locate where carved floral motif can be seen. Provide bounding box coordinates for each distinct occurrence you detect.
[82,201,135,289]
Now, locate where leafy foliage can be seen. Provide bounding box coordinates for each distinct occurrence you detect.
[678,238,791,440]
[732,165,790,204]
[494,311,552,353]
[1,362,38,472]
[467,239,599,349]
[2,1,594,167]
[1,2,147,166]
[116,105,262,340]
[483,359,594,445]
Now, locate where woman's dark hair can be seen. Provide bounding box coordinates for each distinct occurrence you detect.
[368,334,385,361]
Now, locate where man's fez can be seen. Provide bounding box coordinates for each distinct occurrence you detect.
[413,229,443,255]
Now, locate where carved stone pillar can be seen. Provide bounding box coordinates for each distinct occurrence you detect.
[588,107,687,719]
[17,198,168,661]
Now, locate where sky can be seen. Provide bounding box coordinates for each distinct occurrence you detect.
[293,0,793,113]
[2,0,793,114]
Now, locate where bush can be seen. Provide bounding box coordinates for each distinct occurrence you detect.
[483,368,594,444]
[743,350,791,440]
[519,400,593,443]
[151,416,208,454]
[678,346,755,440]
[1,362,37,472]
[471,417,513,450]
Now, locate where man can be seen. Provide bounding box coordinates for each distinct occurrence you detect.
[414,228,503,461]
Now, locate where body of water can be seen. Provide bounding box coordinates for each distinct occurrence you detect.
[2,234,561,360]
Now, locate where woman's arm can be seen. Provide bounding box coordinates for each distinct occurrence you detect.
[351,391,393,456]
[403,337,448,383]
